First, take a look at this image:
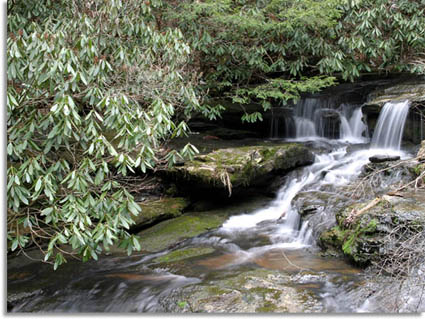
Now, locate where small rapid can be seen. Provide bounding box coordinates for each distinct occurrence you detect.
[8,98,420,313]
[220,146,409,250]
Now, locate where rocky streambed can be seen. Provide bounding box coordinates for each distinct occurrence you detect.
[8,137,425,313]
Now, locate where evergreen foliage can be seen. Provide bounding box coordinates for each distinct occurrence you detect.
[166,0,425,110]
[7,0,214,269]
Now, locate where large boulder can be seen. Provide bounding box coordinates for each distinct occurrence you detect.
[136,196,269,252]
[137,214,226,252]
[319,190,425,265]
[166,143,314,197]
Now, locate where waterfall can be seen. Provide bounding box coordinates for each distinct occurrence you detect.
[270,98,369,142]
[339,114,352,139]
[340,106,368,143]
[294,98,320,138]
[270,107,295,138]
[370,100,410,150]
[294,116,316,137]
[349,107,368,140]
[290,98,369,141]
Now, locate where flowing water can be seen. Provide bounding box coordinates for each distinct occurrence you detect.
[371,100,410,150]
[8,99,420,313]
[271,97,369,143]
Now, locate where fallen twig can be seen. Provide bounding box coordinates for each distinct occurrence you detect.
[344,197,381,226]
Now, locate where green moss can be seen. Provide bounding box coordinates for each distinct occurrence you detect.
[319,226,346,248]
[132,197,189,227]
[339,217,379,263]
[207,286,230,296]
[169,143,313,191]
[342,233,355,255]
[413,163,425,177]
[153,247,215,263]
[255,302,278,313]
[137,213,227,252]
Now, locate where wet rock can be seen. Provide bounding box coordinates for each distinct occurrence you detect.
[319,189,425,265]
[160,269,323,313]
[165,143,314,197]
[203,127,259,140]
[137,214,226,253]
[366,80,425,106]
[7,290,43,312]
[301,205,322,216]
[131,197,189,232]
[293,191,331,217]
[369,155,400,163]
[153,247,215,264]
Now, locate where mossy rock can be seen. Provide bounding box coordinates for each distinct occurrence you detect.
[137,213,227,252]
[131,197,189,231]
[319,226,346,252]
[167,143,313,195]
[160,268,322,313]
[320,190,425,266]
[153,247,215,264]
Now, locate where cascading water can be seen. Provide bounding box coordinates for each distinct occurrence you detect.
[294,116,316,137]
[349,108,368,139]
[370,100,410,150]
[273,98,368,142]
[339,106,368,143]
[9,98,419,313]
[293,98,320,137]
[220,147,396,248]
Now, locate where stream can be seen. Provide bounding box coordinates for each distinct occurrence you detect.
[8,100,423,313]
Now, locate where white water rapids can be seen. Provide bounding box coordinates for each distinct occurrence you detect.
[220,147,409,252]
[219,99,411,275]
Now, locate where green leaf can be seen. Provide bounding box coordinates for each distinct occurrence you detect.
[35,178,43,192]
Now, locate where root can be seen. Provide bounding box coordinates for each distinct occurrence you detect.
[219,170,232,197]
